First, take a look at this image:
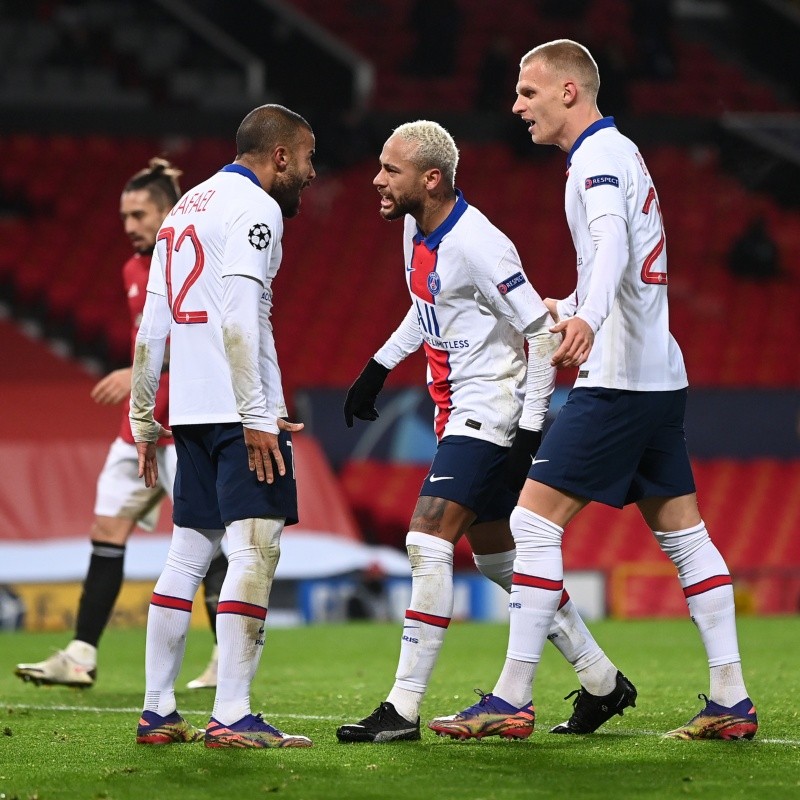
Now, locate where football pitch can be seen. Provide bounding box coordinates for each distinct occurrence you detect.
[1,617,798,800]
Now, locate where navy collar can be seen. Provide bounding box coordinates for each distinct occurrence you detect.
[566,117,616,168]
[413,189,469,250]
[219,163,262,188]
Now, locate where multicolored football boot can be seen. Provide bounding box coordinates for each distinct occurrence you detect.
[136,710,205,744]
[663,694,758,740]
[204,713,313,748]
[428,690,535,740]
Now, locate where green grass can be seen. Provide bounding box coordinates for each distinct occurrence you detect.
[1,617,799,800]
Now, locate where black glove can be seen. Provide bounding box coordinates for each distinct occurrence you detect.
[344,358,391,427]
[503,427,543,493]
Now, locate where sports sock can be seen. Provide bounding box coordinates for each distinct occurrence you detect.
[64,639,97,667]
[143,526,220,717]
[473,549,515,590]
[386,532,454,722]
[653,520,747,707]
[74,540,125,648]
[474,550,617,695]
[493,507,563,708]
[549,595,618,696]
[212,517,283,726]
[202,549,228,641]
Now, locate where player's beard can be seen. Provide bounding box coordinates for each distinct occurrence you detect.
[271,170,306,218]
[380,191,421,221]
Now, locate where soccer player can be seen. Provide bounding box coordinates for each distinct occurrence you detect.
[130,104,316,748]
[336,120,636,744]
[431,40,757,742]
[14,159,225,691]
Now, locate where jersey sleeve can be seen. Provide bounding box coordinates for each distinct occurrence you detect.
[469,241,550,336]
[575,214,630,334]
[374,305,423,369]
[577,154,628,226]
[221,273,277,433]
[130,290,171,442]
[221,197,284,285]
[466,237,557,432]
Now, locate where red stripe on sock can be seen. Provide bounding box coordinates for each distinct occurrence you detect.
[512,572,563,592]
[216,600,268,620]
[405,608,451,628]
[683,574,733,598]
[151,592,193,612]
[558,589,570,609]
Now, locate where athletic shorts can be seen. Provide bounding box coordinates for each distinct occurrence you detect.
[529,387,696,508]
[94,437,175,531]
[419,434,517,524]
[171,422,298,530]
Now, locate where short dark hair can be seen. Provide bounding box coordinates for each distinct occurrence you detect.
[236,104,313,158]
[124,157,182,209]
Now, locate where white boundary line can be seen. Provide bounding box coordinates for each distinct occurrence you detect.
[7,705,799,745]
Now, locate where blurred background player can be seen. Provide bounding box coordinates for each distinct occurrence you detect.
[14,158,227,690]
[336,121,635,744]
[131,104,316,748]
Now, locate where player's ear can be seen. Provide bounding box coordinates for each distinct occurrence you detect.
[423,168,442,191]
[273,145,289,171]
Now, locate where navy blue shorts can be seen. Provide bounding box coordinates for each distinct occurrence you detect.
[171,423,298,529]
[529,387,696,508]
[419,435,517,524]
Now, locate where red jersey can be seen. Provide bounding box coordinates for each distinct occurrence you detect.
[118,253,171,445]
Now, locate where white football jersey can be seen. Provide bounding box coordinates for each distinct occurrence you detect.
[375,192,552,447]
[146,165,288,425]
[563,118,687,390]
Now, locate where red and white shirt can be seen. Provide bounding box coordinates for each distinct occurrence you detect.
[375,191,556,446]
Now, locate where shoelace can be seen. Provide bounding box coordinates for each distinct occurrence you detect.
[564,687,610,727]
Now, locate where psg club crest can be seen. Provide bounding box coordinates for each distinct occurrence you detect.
[427,271,441,296]
[248,223,271,251]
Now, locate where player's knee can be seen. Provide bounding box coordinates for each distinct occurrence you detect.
[90,516,134,546]
[509,506,563,552]
[652,521,708,561]
[405,531,454,577]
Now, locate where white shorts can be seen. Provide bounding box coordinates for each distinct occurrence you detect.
[94,438,176,531]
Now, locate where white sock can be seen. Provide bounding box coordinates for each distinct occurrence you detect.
[65,640,97,666]
[386,531,454,722]
[493,507,563,708]
[474,550,617,695]
[143,525,220,716]
[212,517,283,725]
[549,596,618,696]
[473,549,515,591]
[654,521,747,707]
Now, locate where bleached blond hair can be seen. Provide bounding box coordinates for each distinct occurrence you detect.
[392,120,459,188]
[521,39,600,100]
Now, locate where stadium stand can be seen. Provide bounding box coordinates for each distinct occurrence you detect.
[1,0,798,620]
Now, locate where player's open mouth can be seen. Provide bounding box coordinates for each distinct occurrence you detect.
[379,195,393,209]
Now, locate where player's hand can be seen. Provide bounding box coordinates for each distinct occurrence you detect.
[503,428,543,493]
[550,317,594,369]
[91,368,133,405]
[135,424,171,488]
[344,358,391,427]
[243,422,297,483]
